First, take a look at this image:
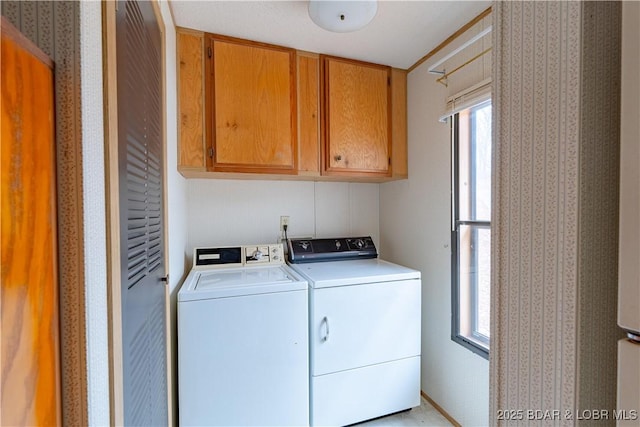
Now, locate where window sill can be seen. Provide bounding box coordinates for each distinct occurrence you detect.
[451,334,489,360]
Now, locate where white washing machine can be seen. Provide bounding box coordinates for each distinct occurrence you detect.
[178,243,309,426]
[287,237,422,427]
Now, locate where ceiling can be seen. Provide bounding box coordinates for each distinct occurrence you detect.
[170,1,491,70]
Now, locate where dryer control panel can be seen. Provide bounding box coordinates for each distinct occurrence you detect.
[193,244,284,270]
[287,236,377,263]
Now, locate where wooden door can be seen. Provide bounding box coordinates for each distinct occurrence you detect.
[321,56,391,177]
[115,1,168,425]
[1,17,61,426]
[207,36,297,173]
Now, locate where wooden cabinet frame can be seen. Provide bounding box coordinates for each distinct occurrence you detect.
[177,28,206,170]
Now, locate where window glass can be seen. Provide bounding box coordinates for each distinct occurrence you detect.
[471,103,492,221]
[452,101,491,357]
[457,102,492,222]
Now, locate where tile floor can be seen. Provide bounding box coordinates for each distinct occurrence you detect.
[353,397,453,427]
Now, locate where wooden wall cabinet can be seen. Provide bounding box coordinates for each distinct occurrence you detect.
[320,55,391,178]
[176,28,407,182]
[177,28,297,174]
[300,54,408,180]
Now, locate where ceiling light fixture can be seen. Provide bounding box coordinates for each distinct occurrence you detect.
[308,0,378,33]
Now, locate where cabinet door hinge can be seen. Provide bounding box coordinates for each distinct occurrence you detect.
[208,46,212,58]
[208,147,214,158]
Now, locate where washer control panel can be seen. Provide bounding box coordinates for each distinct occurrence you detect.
[244,244,284,265]
[193,244,285,269]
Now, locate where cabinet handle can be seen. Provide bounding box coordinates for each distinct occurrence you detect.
[322,316,330,342]
[334,155,342,161]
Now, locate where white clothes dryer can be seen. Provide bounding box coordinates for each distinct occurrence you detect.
[287,237,422,427]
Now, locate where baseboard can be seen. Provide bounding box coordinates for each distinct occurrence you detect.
[420,390,462,427]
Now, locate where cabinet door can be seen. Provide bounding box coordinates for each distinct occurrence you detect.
[322,56,391,177]
[208,36,297,173]
[311,279,421,376]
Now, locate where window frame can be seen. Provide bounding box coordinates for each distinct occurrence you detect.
[450,102,491,359]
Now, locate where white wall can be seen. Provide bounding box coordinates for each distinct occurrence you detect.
[80,1,110,424]
[160,0,187,305]
[379,46,489,427]
[186,180,380,258]
[158,2,189,426]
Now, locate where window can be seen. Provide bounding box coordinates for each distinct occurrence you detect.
[451,101,492,358]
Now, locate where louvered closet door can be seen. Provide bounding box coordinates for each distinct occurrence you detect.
[115,1,167,425]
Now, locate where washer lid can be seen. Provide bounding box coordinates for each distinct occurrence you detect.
[288,258,420,288]
[178,265,307,301]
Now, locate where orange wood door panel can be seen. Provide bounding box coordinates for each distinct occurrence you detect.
[208,36,297,173]
[322,56,391,176]
[1,19,61,427]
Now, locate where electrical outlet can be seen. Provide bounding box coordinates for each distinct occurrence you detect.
[280,216,290,238]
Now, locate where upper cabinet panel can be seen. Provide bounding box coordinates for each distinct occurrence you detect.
[178,29,206,170]
[321,56,391,178]
[297,52,321,176]
[391,68,408,178]
[206,35,297,174]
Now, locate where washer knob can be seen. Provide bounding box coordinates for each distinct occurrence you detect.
[251,250,263,260]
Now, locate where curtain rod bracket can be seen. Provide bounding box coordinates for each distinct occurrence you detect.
[436,75,448,87]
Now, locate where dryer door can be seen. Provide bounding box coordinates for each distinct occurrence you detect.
[310,279,421,376]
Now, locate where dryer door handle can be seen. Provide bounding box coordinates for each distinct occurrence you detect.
[322,316,330,342]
